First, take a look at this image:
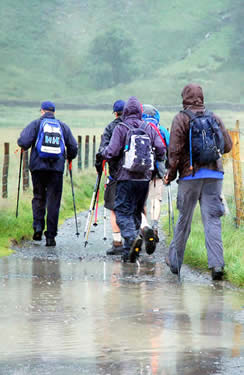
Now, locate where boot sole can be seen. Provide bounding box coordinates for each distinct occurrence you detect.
[129,237,143,263]
[144,228,157,255]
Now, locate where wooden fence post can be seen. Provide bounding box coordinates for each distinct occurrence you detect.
[85,135,89,168]
[2,143,9,198]
[93,135,96,167]
[22,150,29,191]
[78,135,82,170]
[229,120,244,226]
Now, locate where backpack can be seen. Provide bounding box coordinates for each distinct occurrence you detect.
[121,122,154,174]
[182,109,225,169]
[36,118,65,159]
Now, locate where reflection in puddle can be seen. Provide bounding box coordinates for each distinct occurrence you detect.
[0,256,243,375]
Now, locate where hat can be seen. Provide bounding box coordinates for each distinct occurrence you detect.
[41,100,55,112]
[112,100,125,113]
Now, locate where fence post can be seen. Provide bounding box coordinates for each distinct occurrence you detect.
[93,135,96,167]
[229,120,244,226]
[78,135,82,170]
[2,142,9,198]
[85,135,89,168]
[22,150,29,191]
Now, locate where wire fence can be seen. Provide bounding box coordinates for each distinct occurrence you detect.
[1,123,244,227]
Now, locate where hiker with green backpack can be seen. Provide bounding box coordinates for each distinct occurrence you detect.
[164,83,232,280]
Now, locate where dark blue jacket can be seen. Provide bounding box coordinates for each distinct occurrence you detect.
[103,96,166,181]
[98,116,122,179]
[17,112,78,173]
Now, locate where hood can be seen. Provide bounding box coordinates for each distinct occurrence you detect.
[122,96,142,122]
[142,104,160,126]
[181,83,205,110]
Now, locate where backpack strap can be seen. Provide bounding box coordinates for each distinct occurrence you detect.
[146,121,166,148]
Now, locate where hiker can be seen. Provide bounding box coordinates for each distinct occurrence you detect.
[164,83,232,280]
[95,99,125,255]
[17,101,78,247]
[102,96,166,262]
[141,104,170,245]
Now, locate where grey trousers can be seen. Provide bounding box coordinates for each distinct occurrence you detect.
[168,178,225,272]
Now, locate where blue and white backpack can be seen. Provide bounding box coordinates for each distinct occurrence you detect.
[36,118,65,159]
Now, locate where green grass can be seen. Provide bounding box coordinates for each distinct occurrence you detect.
[0,0,243,105]
[162,199,244,287]
[0,169,100,257]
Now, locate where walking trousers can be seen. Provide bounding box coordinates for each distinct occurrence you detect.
[31,171,63,238]
[114,180,149,251]
[168,178,225,272]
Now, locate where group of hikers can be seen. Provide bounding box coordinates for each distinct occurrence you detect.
[17,83,232,281]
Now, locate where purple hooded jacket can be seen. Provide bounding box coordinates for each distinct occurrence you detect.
[102,96,166,181]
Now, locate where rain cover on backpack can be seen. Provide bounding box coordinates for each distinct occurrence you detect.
[121,122,154,174]
[182,109,225,168]
[36,118,65,159]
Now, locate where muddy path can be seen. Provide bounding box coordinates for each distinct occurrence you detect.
[0,208,243,375]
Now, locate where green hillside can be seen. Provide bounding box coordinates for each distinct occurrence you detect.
[0,0,243,106]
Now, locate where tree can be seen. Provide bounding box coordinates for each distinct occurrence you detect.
[89,27,137,89]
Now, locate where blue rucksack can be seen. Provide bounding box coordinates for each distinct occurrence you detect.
[36,118,65,159]
[121,122,154,175]
[182,109,225,169]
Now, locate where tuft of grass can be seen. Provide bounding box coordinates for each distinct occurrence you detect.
[162,200,244,287]
[0,169,100,257]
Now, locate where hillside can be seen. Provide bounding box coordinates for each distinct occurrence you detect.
[0,0,243,106]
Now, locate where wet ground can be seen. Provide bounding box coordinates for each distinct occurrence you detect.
[0,208,244,375]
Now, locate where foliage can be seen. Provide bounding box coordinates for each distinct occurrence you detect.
[89,27,137,89]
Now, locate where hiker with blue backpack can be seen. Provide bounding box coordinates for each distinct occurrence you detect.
[141,104,170,245]
[17,101,78,247]
[102,96,166,263]
[164,83,232,280]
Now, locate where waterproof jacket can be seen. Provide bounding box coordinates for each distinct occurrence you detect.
[103,96,166,181]
[18,112,78,173]
[98,116,122,179]
[167,84,232,182]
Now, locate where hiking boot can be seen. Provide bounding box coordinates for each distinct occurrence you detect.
[141,226,157,255]
[165,255,179,275]
[153,228,159,243]
[211,266,224,281]
[121,251,129,263]
[46,238,56,247]
[106,241,124,255]
[33,231,42,241]
[129,236,143,263]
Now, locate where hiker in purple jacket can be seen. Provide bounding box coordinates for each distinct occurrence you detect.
[102,96,166,262]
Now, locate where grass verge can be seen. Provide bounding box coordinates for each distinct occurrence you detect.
[162,199,244,287]
[0,169,100,257]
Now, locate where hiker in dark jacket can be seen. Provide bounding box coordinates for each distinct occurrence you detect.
[103,96,166,262]
[95,99,125,255]
[164,83,232,280]
[17,101,78,247]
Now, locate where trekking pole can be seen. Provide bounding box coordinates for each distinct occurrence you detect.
[167,187,171,236]
[168,184,181,281]
[103,162,107,242]
[16,148,24,218]
[84,171,103,247]
[93,188,100,227]
[68,161,80,237]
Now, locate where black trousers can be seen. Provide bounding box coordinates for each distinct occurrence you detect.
[31,171,63,238]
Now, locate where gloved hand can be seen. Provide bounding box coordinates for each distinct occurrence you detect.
[95,153,104,174]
